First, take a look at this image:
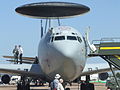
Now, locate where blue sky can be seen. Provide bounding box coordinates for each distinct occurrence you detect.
[0,0,120,63]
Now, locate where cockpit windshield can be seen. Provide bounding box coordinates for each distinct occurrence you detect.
[67,36,77,40]
[55,36,65,41]
[77,36,82,43]
[51,35,82,43]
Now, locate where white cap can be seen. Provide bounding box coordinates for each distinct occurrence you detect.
[55,74,61,79]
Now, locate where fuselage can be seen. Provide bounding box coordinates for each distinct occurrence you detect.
[38,26,87,81]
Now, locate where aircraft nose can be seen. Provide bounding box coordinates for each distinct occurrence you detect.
[51,41,85,80]
[54,42,80,59]
[53,42,84,80]
[60,46,76,58]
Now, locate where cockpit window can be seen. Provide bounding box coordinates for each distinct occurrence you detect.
[56,33,59,35]
[55,36,65,41]
[72,33,75,35]
[77,36,82,43]
[72,33,77,35]
[67,36,77,40]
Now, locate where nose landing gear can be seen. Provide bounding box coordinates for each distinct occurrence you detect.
[80,75,95,90]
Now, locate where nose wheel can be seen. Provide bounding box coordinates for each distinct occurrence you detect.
[80,75,95,90]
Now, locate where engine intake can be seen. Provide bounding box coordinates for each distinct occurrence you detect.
[1,74,11,84]
[99,72,108,80]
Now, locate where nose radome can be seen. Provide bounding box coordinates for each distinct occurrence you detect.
[56,43,79,59]
[51,41,85,81]
[60,47,75,58]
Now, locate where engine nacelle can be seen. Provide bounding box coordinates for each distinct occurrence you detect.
[1,74,11,84]
[99,72,109,80]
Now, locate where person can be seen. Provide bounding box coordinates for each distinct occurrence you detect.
[13,45,19,64]
[51,74,61,90]
[18,45,23,64]
[58,79,64,90]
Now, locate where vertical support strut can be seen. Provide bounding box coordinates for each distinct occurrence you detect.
[49,19,51,28]
[41,20,43,38]
[108,62,120,87]
[100,55,120,88]
[57,18,61,26]
[44,18,48,34]
[40,17,61,38]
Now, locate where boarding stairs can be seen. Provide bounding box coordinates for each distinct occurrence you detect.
[88,37,120,70]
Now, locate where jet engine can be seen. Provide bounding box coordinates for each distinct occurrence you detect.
[1,74,11,84]
[99,72,109,80]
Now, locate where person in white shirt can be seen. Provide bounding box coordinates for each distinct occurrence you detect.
[18,45,23,64]
[58,79,64,90]
[51,74,64,90]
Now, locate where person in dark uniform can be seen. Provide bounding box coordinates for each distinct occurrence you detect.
[13,45,19,64]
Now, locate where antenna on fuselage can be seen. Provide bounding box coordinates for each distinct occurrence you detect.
[44,18,48,34]
[40,20,43,38]
[57,18,61,26]
[49,19,51,28]
[15,2,90,19]
[15,2,90,36]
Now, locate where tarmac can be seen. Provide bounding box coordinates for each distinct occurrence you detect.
[0,83,107,90]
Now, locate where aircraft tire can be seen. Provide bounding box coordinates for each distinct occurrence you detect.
[81,83,94,90]
[89,83,94,90]
[65,88,70,90]
[81,83,86,90]
[17,82,22,90]
[86,83,94,90]
[26,82,30,90]
[22,82,30,90]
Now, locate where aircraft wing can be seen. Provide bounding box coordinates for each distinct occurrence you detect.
[6,60,33,64]
[81,67,116,76]
[0,68,38,77]
[3,56,35,61]
[0,64,45,79]
[81,63,117,76]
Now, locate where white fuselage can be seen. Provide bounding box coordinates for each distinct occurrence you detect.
[38,26,87,81]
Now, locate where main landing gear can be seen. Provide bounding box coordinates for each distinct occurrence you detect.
[17,76,30,90]
[80,75,94,90]
[64,76,94,90]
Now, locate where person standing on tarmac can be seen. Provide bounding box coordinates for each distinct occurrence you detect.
[13,45,19,64]
[51,74,64,90]
[18,45,23,64]
[58,79,64,90]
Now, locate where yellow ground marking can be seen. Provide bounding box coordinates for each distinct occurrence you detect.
[100,47,120,50]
